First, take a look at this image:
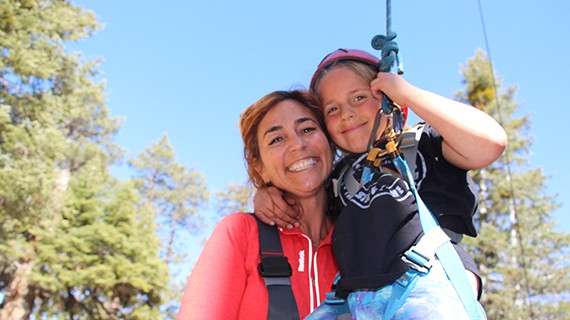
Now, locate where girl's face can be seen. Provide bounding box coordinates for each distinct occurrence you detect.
[318,66,387,153]
[255,99,333,199]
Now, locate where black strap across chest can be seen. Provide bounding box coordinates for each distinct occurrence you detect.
[254,215,300,320]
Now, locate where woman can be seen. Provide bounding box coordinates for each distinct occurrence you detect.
[176,90,339,319]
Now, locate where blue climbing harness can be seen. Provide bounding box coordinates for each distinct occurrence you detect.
[324,136,485,319]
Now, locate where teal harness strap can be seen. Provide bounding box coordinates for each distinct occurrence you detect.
[323,274,351,319]
[392,155,485,319]
[384,268,422,318]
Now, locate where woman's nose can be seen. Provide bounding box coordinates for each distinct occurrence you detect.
[288,134,307,151]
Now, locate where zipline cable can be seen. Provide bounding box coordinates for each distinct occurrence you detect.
[476,1,534,318]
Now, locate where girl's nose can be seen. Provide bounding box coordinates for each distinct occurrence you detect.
[340,106,355,121]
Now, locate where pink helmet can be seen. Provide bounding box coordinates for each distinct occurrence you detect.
[310,48,408,125]
[310,48,379,91]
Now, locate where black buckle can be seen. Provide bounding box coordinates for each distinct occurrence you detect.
[258,256,292,277]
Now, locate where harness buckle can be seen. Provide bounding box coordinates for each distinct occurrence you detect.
[401,226,450,273]
[401,247,433,273]
[324,291,346,305]
[258,255,292,277]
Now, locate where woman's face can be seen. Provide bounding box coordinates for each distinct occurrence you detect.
[318,66,387,153]
[255,99,333,198]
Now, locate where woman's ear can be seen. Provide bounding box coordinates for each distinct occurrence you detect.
[254,162,269,185]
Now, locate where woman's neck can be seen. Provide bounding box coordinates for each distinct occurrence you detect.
[293,189,331,247]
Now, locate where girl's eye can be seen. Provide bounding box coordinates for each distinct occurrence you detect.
[355,95,366,102]
[325,106,338,115]
[268,136,282,145]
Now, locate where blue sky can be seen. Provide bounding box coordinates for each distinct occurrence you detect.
[73,0,569,264]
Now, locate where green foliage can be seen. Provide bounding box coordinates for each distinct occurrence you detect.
[129,134,209,261]
[215,182,255,220]
[34,171,168,319]
[0,1,169,319]
[458,50,570,319]
[129,134,209,319]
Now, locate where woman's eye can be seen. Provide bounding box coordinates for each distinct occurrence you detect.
[268,136,282,145]
[302,126,316,134]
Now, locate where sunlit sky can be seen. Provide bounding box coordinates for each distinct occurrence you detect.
[73,0,569,264]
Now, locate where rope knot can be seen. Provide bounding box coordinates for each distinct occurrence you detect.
[371,31,400,73]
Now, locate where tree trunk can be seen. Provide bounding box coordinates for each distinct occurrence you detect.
[164,217,179,265]
[0,168,71,319]
[0,260,35,320]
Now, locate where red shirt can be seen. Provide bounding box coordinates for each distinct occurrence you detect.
[177,213,338,320]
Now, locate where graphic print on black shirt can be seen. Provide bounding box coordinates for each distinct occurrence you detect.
[330,124,479,296]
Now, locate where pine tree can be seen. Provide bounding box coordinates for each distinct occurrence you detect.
[1,1,169,318]
[215,183,255,221]
[129,134,209,318]
[458,51,570,319]
[33,161,168,319]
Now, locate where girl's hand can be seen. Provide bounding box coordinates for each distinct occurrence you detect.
[253,186,300,229]
[370,72,415,107]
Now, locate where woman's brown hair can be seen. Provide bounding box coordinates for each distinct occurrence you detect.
[239,90,328,188]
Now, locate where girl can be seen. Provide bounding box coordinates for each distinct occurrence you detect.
[255,49,507,319]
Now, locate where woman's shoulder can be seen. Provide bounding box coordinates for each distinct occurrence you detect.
[216,212,257,231]
[206,213,260,255]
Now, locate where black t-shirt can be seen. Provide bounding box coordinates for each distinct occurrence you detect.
[331,124,479,297]
[412,125,478,237]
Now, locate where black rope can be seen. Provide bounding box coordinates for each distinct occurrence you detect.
[476,1,534,318]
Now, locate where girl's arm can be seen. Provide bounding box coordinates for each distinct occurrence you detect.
[371,73,507,170]
[254,186,300,229]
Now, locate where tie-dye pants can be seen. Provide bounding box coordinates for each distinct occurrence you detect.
[306,260,486,320]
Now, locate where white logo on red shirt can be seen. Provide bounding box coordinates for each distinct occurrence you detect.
[298,250,305,272]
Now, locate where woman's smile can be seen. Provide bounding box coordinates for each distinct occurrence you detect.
[288,157,318,172]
